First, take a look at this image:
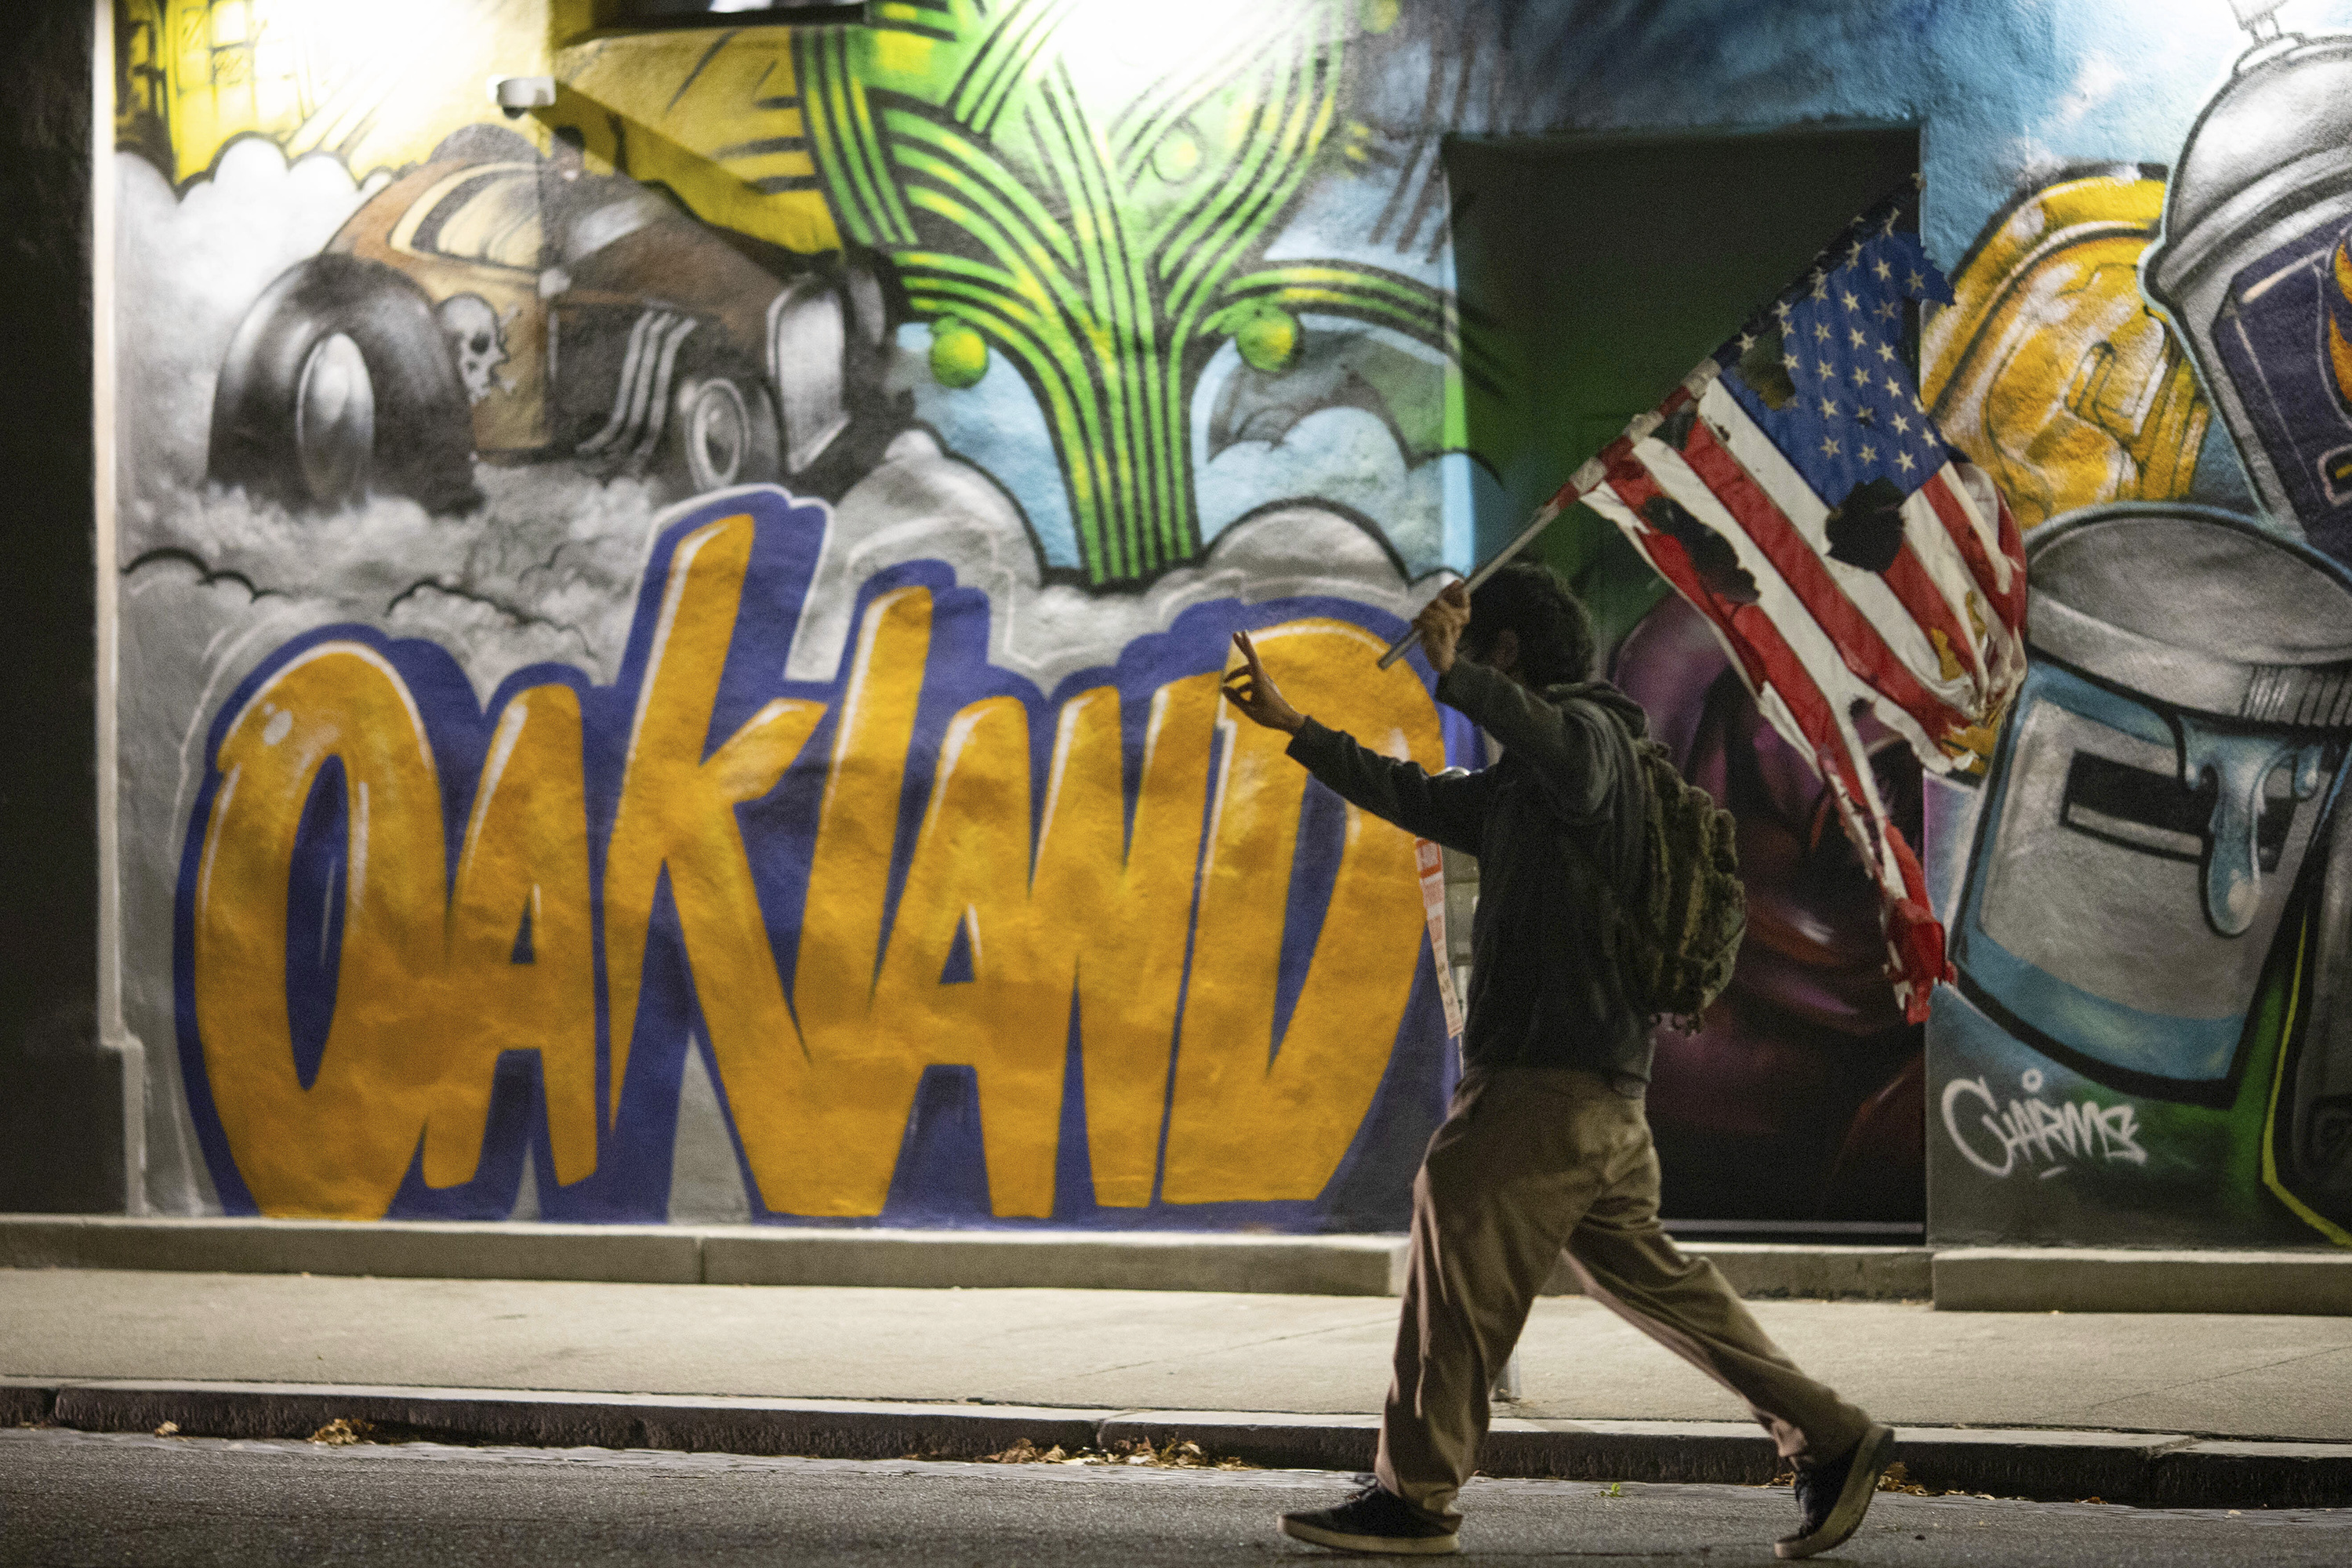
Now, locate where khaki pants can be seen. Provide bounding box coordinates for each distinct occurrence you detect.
[1374,1066,1875,1519]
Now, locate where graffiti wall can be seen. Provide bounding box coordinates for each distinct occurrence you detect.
[1924,16,2352,1250]
[114,0,1479,1225]
[102,0,2352,1246]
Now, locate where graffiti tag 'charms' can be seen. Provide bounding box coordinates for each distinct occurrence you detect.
[1941,1070,2148,1180]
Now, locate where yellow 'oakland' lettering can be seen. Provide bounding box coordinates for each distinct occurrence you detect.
[601,515,830,1181]
[1032,677,1220,1207]
[1160,620,1443,1202]
[194,648,609,1217]
[192,552,1441,1221]
[442,684,599,1188]
[193,644,450,1218]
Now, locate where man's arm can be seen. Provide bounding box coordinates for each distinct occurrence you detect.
[1218,628,1490,851]
[1285,718,1491,853]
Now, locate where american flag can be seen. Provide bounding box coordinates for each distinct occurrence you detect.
[1571,184,2027,1024]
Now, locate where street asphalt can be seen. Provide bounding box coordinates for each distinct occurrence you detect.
[5,1428,2349,1567]
[5,1268,2350,1440]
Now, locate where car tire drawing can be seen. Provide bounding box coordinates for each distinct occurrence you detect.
[665,358,782,494]
[207,252,483,514]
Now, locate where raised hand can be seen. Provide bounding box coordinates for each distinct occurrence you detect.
[1413,580,1471,674]
[1220,630,1305,734]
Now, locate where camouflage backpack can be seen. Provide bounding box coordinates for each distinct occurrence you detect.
[1570,715,1747,1030]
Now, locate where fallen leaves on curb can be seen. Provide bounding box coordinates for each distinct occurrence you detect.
[1878,1461,1933,1496]
[977,1436,1250,1470]
[1876,1462,1998,1501]
[308,1418,376,1446]
[152,1422,180,1438]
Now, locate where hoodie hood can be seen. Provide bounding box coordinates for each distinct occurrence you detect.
[1545,678,1651,740]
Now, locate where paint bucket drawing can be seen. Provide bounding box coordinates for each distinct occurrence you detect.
[1951,505,2352,1120]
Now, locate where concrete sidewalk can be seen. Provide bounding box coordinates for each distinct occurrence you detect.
[6,1268,2352,1507]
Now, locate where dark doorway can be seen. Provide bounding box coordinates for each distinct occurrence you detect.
[1443,125,1920,653]
[1443,126,1928,1239]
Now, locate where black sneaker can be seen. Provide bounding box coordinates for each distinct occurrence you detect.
[1279,1481,1461,1555]
[1775,1421,1894,1559]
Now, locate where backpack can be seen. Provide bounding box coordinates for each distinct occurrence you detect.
[1566,709,1747,1030]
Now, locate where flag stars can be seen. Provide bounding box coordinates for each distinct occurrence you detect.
[1813,275,1831,301]
[1906,268,1927,292]
[1814,321,1833,342]
[1817,358,1835,379]
[1849,326,1868,349]
[1819,396,1839,418]
[1875,299,1901,322]
[1872,257,1893,281]
[1841,289,1862,311]
[1738,331,1756,350]
[1851,365,1873,387]
[1860,443,1878,463]
[1773,299,1792,322]
[1821,435,1842,457]
[1782,351,1801,373]
[1884,373,1904,398]
[1875,340,1897,362]
[1896,449,1917,473]
[1891,412,1911,434]
[1856,405,1875,425]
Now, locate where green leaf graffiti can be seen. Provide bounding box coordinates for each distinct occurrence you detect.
[799,0,1460,586]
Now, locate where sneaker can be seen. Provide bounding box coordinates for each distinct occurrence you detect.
[1279,1481,1461,1555]
[1775,1421,1894,1560]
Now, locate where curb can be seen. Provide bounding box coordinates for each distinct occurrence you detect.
[8,1379,2348,1508]
[1932,1248,2352,1315]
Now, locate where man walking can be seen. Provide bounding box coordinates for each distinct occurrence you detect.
[1219,566,1893,1559]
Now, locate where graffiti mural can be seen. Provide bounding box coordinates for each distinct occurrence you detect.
[1925,13,2352,1249]
[177,490,1447,1219]
[104,0,2352,1246]
[112,0,1472,1225]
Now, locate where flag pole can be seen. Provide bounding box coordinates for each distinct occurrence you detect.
[1374,470,1595,670]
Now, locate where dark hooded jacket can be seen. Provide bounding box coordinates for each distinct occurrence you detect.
[1286,658,1655,1082]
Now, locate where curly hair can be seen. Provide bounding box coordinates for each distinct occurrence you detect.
[1467,561,1596,688]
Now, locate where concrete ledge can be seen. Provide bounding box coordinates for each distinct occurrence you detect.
[2146,1441,2352,1510]
[1933,1248,2352,1315]
[13,1381,2348,1507]
[1543,1243,1931,1301]
[0,1216,1403,1297]
[702,1227,1408,1296]
[12,1218,2341,1310]
[0,1217,701,1284]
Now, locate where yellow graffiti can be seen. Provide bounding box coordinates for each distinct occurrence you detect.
[194,527,1442,1219]
[1161,622,1441,1202]
[1924,173,2209,529]
[1036,678,1221,1207]
[546,33,842,256]
[121,0,557,184]
[444,683,599,1187]
[602,516,830,1131]
[194,644,599,1218]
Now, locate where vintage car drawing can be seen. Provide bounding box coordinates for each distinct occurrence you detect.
[208,154,895,513]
